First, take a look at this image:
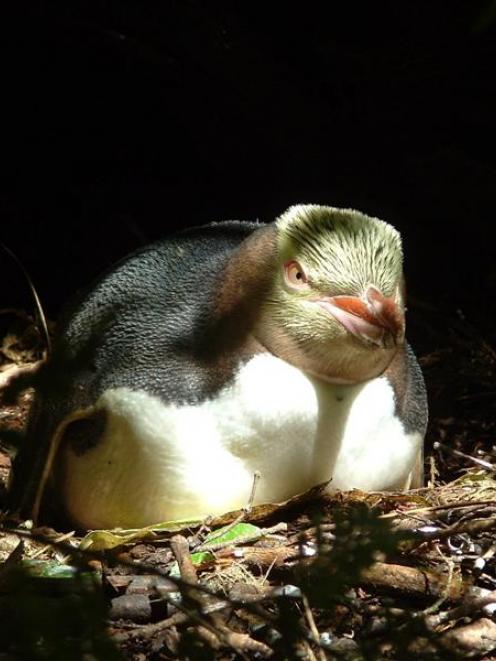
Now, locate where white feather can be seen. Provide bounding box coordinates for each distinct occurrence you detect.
[60,353,421,528]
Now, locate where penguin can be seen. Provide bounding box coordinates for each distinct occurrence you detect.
[9,205,428,530]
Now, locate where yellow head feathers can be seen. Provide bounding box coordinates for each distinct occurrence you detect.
[275,204,403,298]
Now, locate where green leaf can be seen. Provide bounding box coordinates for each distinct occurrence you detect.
[22,560,81,579]
[190,551,216,565]
[80,529,155,551]
[201,522,262,547]
[80,517,204,551]
[169,551,216,577]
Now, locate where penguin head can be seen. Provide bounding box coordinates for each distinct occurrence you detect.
[255,205,406,383]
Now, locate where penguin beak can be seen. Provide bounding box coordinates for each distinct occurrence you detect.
[315,285,405,348]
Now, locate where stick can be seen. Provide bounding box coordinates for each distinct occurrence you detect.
[434,441,494,470]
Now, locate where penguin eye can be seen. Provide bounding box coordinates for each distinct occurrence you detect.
[284,260,309,289]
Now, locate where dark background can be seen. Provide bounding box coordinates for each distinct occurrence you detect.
[1,3,495,339]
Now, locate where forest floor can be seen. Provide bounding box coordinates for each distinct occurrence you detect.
[0,302,495,659]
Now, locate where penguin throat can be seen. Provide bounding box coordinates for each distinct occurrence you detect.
[254,322,398,385]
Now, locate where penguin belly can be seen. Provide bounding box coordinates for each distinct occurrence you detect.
[58,354,421,529]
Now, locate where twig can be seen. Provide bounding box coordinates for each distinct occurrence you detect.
[426,591,496,628]
[302,640,318,661]
[422,546,455,615]
[111,611,187,643]
[302,594,326,661]
[29,530,76,560]
[246,470,261,512]
[262,557,277,585]
[360,562,465,601]
[434,440,494,471]
[0,242,51,355]
[170,534,272,657]
[428,454,439,488]
[169,535,239,652]
[381,499,496,519]
[415,515,496,543]
[170,535,199,586]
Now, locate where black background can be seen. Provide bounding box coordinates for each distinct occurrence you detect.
[1,2,495,338]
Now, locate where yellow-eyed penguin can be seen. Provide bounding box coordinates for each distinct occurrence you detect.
[9,205,428,529]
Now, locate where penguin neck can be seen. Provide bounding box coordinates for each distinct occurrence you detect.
[201,224,278,358]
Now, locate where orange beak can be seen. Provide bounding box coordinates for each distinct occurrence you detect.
[315,285,405,348]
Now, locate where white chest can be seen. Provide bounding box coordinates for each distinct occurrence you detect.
[60,354,421,528]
